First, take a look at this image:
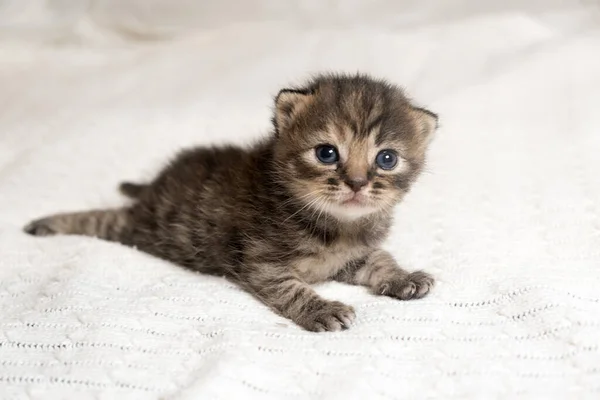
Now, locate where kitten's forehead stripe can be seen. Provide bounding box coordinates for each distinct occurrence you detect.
[334,123,352,143]
[366,115,384,135]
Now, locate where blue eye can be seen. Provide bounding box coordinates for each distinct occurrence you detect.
[315,145,339,164]
[376,150,398,170]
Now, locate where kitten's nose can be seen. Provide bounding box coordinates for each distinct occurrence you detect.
[345,178,368,193]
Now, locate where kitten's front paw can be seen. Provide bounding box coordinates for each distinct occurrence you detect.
[377,271,434,300]
[295,300,355,332]
[24,218,58,237]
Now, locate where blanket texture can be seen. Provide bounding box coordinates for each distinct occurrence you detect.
[1,1,599,399]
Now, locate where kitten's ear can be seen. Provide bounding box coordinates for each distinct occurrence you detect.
[410,106,439,143]
[274,89,314,132]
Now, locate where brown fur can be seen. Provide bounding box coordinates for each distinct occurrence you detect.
[24,73,438,332]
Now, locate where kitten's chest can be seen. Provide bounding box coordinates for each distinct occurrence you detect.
[293,242,369,284]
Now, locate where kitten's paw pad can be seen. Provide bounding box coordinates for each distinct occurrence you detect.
[297,301,355,332]
[379,271,434,300]
[24,219,58,237]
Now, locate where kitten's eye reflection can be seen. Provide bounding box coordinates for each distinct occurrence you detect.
[376,150,398,170]
[315,145,339,164]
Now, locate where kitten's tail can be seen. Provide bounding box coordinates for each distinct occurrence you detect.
[24,208,132,243]
[119,182,149,199]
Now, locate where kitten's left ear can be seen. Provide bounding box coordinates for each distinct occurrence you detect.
[274,89,314,133]
[410,106,439,143]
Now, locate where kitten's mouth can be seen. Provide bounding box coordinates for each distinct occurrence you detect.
[327,193,378,220]
[341,193,368,207]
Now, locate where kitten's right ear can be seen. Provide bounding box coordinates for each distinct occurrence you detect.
[274,89,314,133]
[410,106,439,143]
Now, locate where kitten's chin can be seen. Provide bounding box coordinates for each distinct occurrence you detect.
[326,204,379,221]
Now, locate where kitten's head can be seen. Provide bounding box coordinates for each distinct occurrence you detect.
[272,74,438,222]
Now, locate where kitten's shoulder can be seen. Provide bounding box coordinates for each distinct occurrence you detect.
[171,136,274,166]
[173,144,246,167]
[150,138,275,194]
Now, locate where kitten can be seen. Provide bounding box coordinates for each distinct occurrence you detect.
[24,73,438,332]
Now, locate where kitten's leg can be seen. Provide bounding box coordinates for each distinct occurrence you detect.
[244,271,355,332]
[119,182,149,199]
[24,208,132,243]
[334,249,434,300]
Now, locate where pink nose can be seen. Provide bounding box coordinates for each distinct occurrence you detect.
[345,178,368,192]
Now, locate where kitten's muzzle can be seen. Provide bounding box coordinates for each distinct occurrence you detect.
[341,192,368,206]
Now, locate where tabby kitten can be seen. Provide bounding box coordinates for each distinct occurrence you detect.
[24,73,438,332]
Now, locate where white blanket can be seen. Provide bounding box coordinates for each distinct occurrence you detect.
[1,1,599,399]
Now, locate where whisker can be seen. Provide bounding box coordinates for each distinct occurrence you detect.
[276,189,324,210]
[282,195,322,223]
